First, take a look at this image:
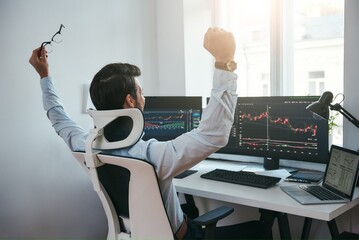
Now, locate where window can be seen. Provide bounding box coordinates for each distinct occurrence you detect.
[308,71,325,95]
[215,0,344,145]
[309,71,325,79]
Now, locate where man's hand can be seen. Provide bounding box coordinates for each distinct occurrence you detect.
[203,27,236,63]
[29,47,49,79]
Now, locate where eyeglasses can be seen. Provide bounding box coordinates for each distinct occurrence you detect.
[40,24,65,53]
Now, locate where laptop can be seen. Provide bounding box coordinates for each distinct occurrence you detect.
[280,145,359,205]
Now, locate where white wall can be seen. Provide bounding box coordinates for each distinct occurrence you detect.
[343,0,359,235]
[0,0,157,238]
[156,0,215,99]
[156,0,186,95]
[343,1,359,150]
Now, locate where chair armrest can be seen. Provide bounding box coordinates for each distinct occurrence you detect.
[193,206,234,226]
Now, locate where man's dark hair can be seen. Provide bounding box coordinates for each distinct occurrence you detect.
[90,63,141,110]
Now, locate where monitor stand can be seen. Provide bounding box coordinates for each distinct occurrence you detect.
[263,157,298,173]
[263,157,279,170]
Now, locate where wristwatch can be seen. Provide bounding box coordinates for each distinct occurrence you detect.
[215,60,237,72]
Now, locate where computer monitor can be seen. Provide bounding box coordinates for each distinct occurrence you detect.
[215,96,329,170]
[142,96,202,141]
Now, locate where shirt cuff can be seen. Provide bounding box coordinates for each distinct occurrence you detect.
[40,76,53,91]
[213,69,237,93]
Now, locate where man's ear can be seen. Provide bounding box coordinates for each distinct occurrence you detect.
[123,94,136,108]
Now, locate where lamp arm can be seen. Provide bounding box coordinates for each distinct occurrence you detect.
[330,103,359,128]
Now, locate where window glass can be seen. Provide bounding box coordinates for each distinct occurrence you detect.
[292,0,344,145]
[215,0,270,96]
[215,0,344,145]
[292,0,344,97]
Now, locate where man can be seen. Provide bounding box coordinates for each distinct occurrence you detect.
[30,28,264,239]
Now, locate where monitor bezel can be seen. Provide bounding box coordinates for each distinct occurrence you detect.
[212,95,330,165]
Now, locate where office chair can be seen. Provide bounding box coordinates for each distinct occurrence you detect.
[72,108,243,239]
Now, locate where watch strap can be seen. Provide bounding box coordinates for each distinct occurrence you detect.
[215,60,237,71]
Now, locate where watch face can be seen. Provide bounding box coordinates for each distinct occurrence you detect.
[227,60,237,71]
[215,60,237,71]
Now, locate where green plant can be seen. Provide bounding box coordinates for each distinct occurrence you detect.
[328,112,339,135]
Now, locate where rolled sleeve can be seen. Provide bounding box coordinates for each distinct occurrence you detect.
[40,77,87,152]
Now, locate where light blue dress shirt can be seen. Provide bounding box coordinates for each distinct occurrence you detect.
[40,69,238,233]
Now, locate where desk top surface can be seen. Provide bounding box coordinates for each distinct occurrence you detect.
[173,159,359,221]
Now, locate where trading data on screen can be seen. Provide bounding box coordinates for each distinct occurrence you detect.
[143,109,201,141]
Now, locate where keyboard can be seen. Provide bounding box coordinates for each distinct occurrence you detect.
[299,185,344,201]
[200,169,281,189]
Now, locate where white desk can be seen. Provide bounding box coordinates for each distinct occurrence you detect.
[173,159,359,239]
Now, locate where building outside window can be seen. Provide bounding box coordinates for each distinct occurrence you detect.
[214,0,344,145]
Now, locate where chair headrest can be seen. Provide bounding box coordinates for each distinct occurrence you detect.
[87,108,144,150]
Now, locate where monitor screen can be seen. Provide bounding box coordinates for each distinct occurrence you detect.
[215,96,329,169]
[142,96,202,141]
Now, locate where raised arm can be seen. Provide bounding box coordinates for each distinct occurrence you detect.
[146,28,238,179]
[29,47,87,152]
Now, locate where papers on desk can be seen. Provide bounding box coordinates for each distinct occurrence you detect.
[191,160,247,172]
[254,169,291,179]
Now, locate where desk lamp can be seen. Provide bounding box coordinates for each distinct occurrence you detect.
[307,91,359,186]
[306,91,359,128]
